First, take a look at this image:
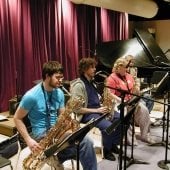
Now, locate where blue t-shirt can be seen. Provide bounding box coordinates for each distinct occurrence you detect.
[19,83,65,139]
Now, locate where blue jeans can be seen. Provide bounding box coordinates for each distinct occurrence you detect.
[81,112,121,150]
[57,136,97,170]
[141,93,154,113]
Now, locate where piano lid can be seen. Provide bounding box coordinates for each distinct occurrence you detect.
[96,28,170,78]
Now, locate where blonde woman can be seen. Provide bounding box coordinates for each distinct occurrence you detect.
[106,58,154,144]
[125,55,154,113]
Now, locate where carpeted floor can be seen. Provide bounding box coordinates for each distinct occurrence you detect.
[98,124,170,170]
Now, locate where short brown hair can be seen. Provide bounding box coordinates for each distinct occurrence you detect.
[42,61,63,80]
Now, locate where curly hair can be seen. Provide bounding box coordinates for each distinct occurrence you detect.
[78,57,97,76]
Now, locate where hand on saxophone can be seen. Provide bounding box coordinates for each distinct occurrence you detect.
[96,106,109,114]
[27,137,42,153]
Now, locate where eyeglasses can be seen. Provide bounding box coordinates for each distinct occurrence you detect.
[55,76,64,81]
[118,64,126,68]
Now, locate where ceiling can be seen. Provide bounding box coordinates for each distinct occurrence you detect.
[129,0,170,21]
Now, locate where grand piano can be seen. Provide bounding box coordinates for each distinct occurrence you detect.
[96,28,170,85]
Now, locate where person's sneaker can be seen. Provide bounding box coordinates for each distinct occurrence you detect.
[111,144,120,154]
[103,148,116,161]
[126,139,138,146]
[141,137,155,144]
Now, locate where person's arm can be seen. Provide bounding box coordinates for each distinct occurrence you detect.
[14,107,42,152]
[77,107,109,115]
[108,90,122,103]
[129,67,140,94]
[71,81,109,115]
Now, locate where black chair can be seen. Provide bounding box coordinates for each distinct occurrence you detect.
[0,133,19,170]
[0,156,12,169]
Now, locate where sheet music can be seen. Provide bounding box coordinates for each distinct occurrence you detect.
[0,115,8,121]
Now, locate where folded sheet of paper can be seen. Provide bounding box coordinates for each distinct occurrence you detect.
[0,115,8,121]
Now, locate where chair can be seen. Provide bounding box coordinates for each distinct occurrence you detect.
[72,110,104,160]
[0,133,19,170]
[91,127,104,158]
[0,156,12,169]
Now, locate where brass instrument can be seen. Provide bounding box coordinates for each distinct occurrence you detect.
[102,86,115,120]
[23,96,84,170]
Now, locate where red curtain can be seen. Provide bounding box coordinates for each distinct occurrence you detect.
[0,0,129,112]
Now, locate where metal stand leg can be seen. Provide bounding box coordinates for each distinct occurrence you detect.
[149,95,170,149]
[118,93,126,170]
[75,141,80,170]
[126,112,149,168]
[157,89,170,169]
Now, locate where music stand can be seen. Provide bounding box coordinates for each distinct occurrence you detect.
[154,72,170,169]
[149,71,170,147]
[44,113,108,170]
[124,104,150,168]
[105,86,149,170]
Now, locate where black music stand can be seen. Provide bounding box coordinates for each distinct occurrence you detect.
[124,92,168,168]
[149,71,170,149]
[44,113,108,170]
[105,86,149,170]
[125,105,150,168]
[149,72,170,149]
[154,72,170,169]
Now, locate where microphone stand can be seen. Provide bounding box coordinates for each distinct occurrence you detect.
[43,113,108,170]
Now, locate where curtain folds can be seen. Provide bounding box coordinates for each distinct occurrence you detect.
[0,0,129,112]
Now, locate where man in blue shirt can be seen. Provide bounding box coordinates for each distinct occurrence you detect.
[14,61,97,170]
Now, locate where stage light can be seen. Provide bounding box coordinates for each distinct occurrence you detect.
[69,0,158,18]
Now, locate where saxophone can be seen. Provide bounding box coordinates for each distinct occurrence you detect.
[102,86,115,120]
[23,96,84,170]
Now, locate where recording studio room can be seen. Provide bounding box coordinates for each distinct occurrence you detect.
[0,0,170,170]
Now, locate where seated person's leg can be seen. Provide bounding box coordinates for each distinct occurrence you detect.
[141,93,154,113]
[134,102,154,143]
[57,136,97,170]
[81,113,117,161]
